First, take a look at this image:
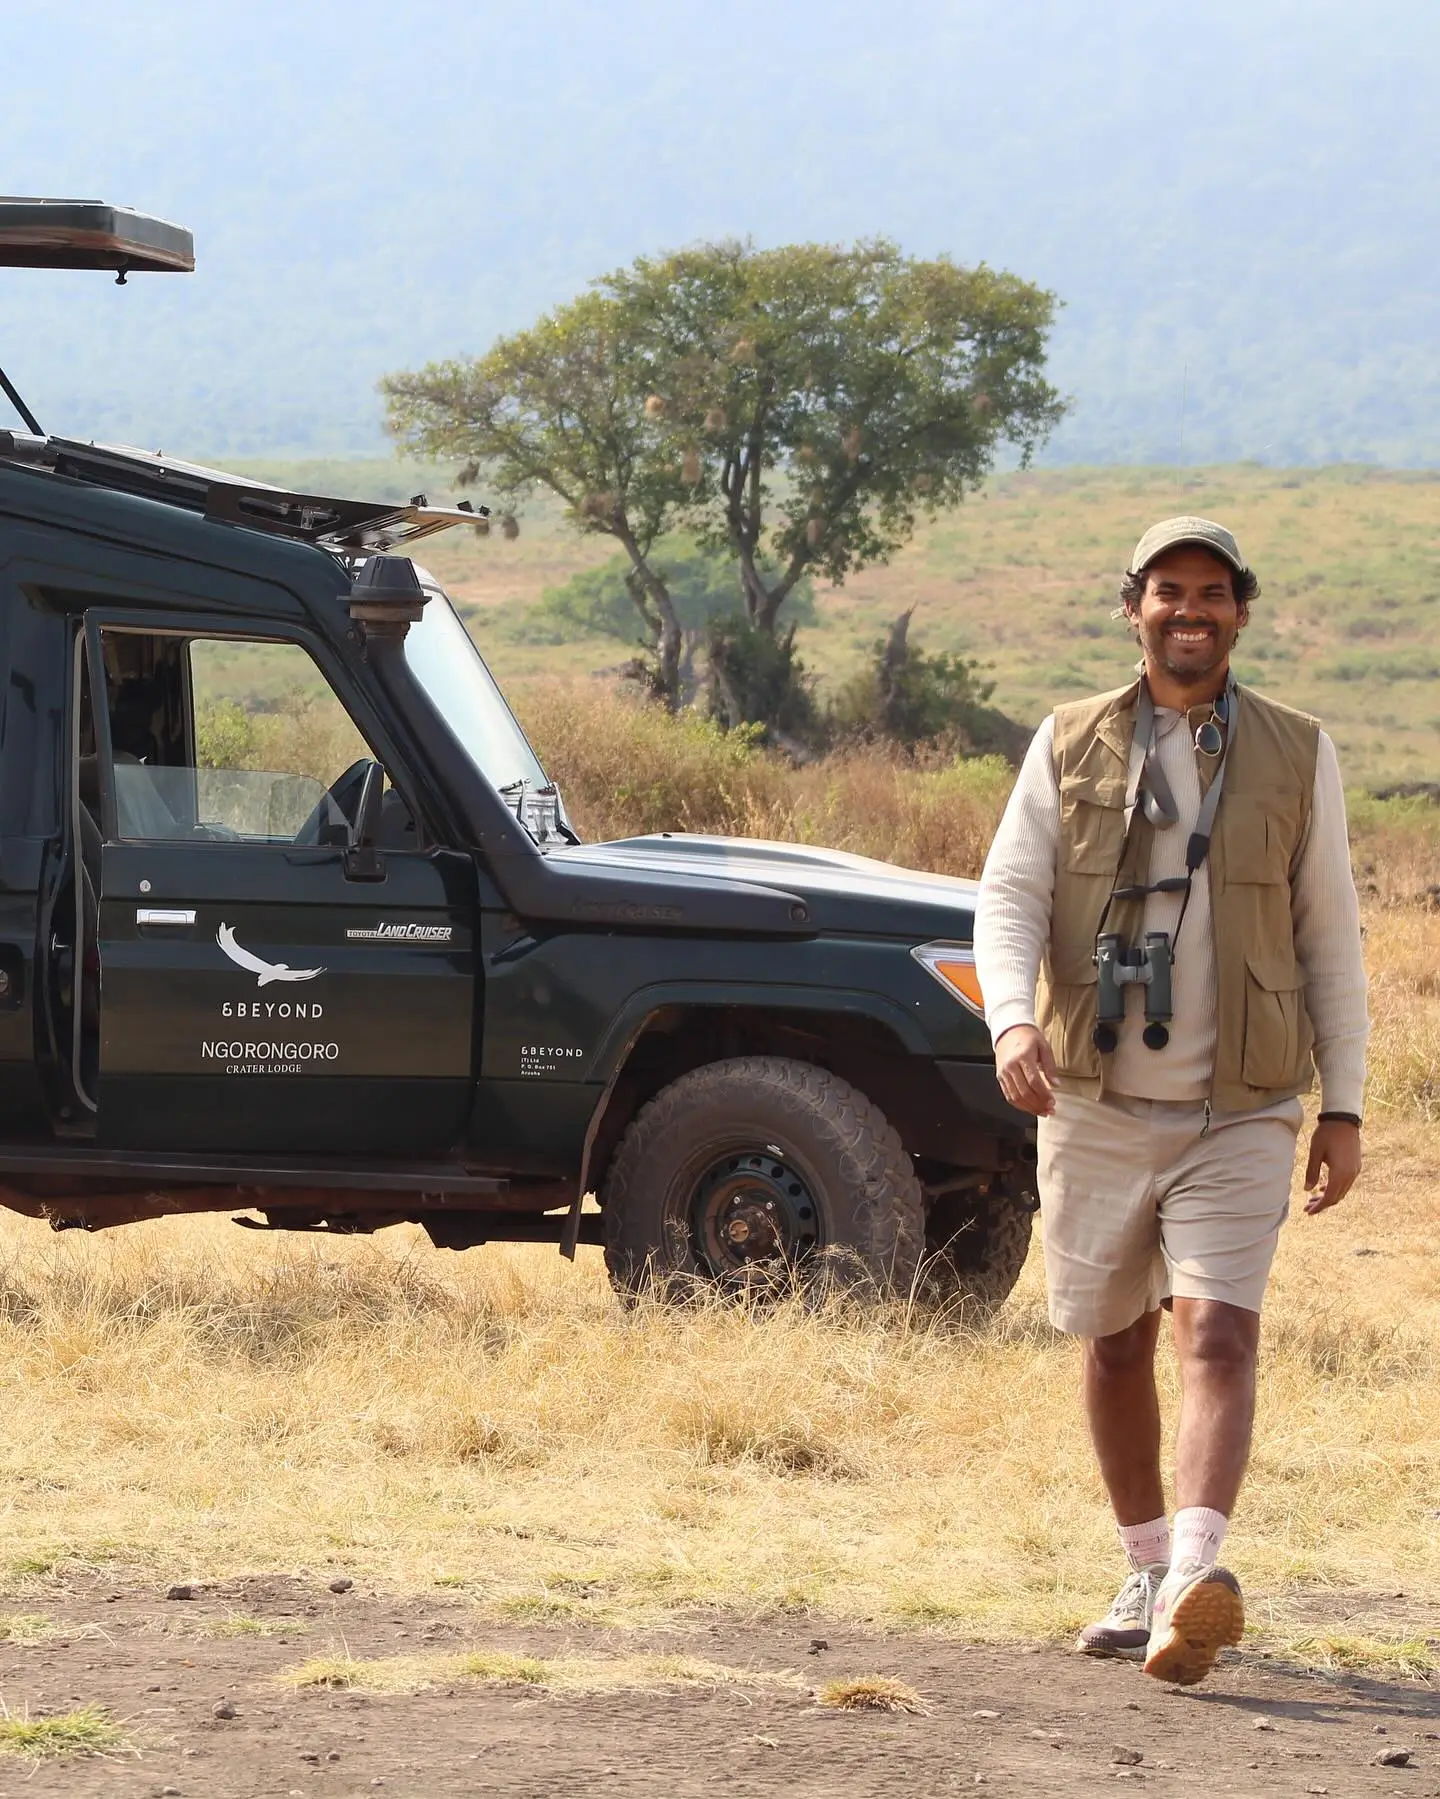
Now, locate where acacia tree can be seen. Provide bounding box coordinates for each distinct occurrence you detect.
[383,239,1065,720]
[381,292,692,700]
[606,239,1067,637]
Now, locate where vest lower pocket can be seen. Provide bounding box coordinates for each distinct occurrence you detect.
[1241,951,1305,1089]
[1044,979,1102,1079]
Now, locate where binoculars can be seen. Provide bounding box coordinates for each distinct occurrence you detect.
[1093,930,1173,1053]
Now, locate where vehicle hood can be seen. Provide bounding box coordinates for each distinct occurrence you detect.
[547,833,977,940]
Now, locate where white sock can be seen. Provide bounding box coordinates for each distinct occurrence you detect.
[1116,1515,1171,1573]
[1172,1506,1228,1570]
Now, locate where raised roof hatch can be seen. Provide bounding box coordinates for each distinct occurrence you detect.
[0,199,194,274]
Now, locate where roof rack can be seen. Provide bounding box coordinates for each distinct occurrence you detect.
[0,433,490,554]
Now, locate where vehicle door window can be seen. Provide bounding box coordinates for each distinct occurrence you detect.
[96,631,418,848]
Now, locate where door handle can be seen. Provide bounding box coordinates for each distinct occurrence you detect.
[136,908,197,927]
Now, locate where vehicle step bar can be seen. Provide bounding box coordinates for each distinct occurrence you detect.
[0,1145,508,1195]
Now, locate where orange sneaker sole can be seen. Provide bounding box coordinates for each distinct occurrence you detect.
[1143,1574,1245,1686]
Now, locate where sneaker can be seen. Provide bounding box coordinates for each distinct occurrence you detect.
[1143,1561,1245,1686]
[1075,1564,1168,1660]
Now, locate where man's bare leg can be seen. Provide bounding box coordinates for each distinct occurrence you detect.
[1170,1297,1260,1513]
[1082,1308,1165,1525]
[1072,1308,1169,1660]
[1141,1297,1258,1685]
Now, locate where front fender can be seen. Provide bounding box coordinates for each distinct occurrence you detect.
[585,979,930,1086]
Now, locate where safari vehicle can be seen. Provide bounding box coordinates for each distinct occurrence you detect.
[0,199,1036,1303]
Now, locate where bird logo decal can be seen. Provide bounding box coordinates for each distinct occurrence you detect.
[216,923,325,987]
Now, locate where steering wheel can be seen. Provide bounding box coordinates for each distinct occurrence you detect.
[292,758,380,846]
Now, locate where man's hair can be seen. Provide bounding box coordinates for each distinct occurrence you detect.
[1119,560,1260,613]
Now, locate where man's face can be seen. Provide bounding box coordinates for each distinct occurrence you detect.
[1127,546,1247,687]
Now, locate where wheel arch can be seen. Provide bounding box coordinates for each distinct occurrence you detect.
[580,988,1008,1205]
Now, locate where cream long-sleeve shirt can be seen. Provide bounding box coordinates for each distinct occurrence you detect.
[973,706,1369,1116]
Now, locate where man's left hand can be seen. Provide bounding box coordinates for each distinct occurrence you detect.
[1303,1120,1362,1214]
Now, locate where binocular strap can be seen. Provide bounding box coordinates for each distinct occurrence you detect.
[1093,675,1238,1048]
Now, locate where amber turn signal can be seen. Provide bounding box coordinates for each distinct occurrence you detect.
[910,942,987,1018]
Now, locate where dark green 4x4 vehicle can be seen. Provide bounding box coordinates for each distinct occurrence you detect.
[0,201,1036,1303]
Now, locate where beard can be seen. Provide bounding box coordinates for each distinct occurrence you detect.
[1139,616,1237,687]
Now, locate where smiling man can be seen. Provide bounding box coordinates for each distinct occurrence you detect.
[974,517,1368,1685]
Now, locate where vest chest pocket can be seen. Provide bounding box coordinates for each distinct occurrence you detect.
[1052,790,1125,985]
[1059,793,1125,875]
[1221,790,1302,884]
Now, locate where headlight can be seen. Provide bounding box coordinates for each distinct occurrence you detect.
[911,940,986,1018]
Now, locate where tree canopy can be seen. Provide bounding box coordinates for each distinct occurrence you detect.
[610,239,1066,632]
[382,292,693,697]
[383,237,1064,714]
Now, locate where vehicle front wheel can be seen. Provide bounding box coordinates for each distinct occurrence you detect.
[601,1056,924,1299]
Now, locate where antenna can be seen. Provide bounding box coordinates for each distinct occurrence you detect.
[0,363,42,436]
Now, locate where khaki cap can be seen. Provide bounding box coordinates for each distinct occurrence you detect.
[1129,515,1250,577]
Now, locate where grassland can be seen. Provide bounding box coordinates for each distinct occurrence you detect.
[0,1086,1432,1669]
[226,458,1440,786]
[362,461,1438,790]
[17,466,1440,1677]
[0,715,1437,1670]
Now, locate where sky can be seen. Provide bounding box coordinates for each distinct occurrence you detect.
[1,0,1436,463]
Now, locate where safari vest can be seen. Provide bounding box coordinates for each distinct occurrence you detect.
[1035,680,1321,1113]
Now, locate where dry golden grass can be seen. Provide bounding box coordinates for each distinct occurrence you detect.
[7,677,1440,1673]
[179,1613,307,1640]
[1361,910,1440,1121]
[283,1647,804,1697]
[526,683,1014,876]
[0,1615,57,1644]
[817,1676,928,1714]
[0,1013,1433,1673]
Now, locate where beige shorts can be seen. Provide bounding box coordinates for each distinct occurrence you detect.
[1036,1089,1303,1338]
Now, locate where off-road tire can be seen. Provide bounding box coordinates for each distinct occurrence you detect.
[923,1176,1036,1314]
[601,1056,925,1299]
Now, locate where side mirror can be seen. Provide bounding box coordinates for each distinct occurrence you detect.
[343,762,387,882]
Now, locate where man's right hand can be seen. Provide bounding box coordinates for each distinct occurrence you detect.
[995,1023,1059,1117]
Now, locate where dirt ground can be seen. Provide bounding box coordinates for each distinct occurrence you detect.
[0,1577,1434,1798]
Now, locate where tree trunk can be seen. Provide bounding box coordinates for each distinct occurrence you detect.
[879,607,915,737]
[615,522,684,709]
[656,608,682,706]
[737,542,770,629]
[708,644,745,734]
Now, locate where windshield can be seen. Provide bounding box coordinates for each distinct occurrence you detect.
[402,582,551,794]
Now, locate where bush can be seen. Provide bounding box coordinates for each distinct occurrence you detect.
[828,612,1028,759]
[1317,652,1440,682]
[507,539,815,647]
[517,681,1013,874]
[706,618,824,752]
[522,684,782,838]
[195,697,260,769]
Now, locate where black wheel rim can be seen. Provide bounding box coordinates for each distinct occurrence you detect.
[688,1148,821,1277]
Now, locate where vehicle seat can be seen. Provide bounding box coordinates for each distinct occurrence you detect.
[375,786,420,850]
